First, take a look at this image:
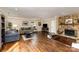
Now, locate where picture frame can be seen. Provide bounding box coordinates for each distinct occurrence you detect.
[38,22,41,26]
[65,19,73,24]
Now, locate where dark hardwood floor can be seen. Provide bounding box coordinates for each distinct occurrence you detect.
[19,32,79,52]
[1,41,19,52]
[2,32,79,52]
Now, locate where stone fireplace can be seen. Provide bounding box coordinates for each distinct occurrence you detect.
[64,29,77,37]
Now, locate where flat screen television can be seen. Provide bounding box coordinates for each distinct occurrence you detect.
[43,24,47,28]
[65,29,76,37]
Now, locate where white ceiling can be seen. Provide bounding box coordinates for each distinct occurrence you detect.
[0,7,79,18]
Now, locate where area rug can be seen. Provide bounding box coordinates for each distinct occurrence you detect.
[22,35,32,41]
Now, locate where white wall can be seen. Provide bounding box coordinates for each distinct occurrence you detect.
[41,17,57,33]
[6,16,57,33]
[42,18,51,32]
[6,17,25,30]
[6,17,43,31]
[50,17,57,34]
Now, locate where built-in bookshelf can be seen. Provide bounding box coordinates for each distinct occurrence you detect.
[57,14,79,41]
[0,15,5,50]
[1,15,5,44]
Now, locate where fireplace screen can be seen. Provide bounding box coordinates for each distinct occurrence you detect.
[65,29,77,37]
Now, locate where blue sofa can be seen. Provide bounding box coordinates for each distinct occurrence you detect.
[5,30,19,43]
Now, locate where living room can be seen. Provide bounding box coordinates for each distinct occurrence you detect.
[0,7,79,52]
